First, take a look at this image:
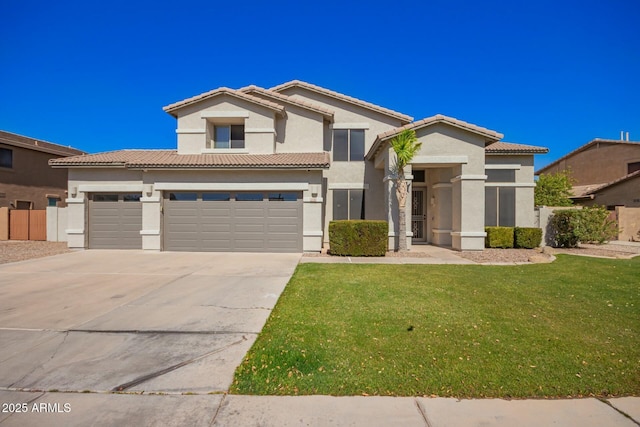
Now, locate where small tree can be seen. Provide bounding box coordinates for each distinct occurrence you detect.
[390,129,422,252]
[535,170,574,206]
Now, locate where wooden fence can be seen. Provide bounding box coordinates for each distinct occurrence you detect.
[8,210,47,241]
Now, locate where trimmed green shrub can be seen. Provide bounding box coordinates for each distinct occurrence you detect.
[329,220,388,256]
[550,206,617,248]
[514,227,542,248]
[485,226,514,248]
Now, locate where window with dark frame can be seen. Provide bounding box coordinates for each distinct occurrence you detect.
[0,148,12,168]
[213,125,245,149]
[628,161,640,175]
[333,129,365,161]
[484,187,515,227]
[333,189,365,220]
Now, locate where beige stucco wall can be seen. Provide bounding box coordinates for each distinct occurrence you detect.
[278,86,407,245]
[486,154,537,227]
[615,206,640,241]
[539,142,640,185]
[174,96,277,154]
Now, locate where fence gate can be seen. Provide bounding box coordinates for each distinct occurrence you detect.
[9,210,47,241]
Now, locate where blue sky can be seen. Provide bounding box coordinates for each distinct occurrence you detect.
[1,0,638,169]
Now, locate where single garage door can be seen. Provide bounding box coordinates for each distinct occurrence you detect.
[163,191,302,252]
[88,193,143,249]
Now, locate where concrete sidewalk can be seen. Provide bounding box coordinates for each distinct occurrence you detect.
[0,391,638,426]
[300,244,476,265]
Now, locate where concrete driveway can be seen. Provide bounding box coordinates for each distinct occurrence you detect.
[0,250,299,396]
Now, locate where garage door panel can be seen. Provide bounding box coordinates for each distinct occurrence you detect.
[163,192,302,252]
[89,194,142,249]
[268,224,298,233]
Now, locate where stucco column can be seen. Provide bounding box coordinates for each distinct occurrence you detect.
[450,167,486,251]
[141,186,161,250]
[303,183,324,252]
[65,193,86,249]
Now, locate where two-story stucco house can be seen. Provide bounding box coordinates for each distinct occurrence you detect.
[50,80,547,252]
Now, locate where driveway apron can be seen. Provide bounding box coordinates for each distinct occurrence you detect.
[0,250,300,394]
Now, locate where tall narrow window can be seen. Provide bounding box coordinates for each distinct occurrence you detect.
[333,129,365,161]
[485,187,515,227]
[333,189,365,220]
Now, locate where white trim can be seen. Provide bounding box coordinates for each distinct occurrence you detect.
[200,111,249,118]
[201,148,249,154]
[485,164,521,170]
[78,184,143,192]
[245,128,275,133]
[140,197,161,203]
[328,183,370,190]
[485,183,535,188]
[451,231,487,237]
[412,155,469,164]
[330,123,370,130]
[154,182,310,191]
[65,198,84,204]
[303,231,324,237]
[65,229,84,235]
[451,174,487,183]
[432,229,452,234]
[432,183,452,189]
[140,230,160,236]
[303,197,324,203]
[176,129,206,134]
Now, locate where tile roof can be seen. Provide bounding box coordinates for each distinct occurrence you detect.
[238,85,335,119]
[366,114,505,160]
[536,138,640,175]
[269,80,413,123]
[49,150,330,169]
[485,141,549,154]
[0,130,85,157]
[572,169,640,198]
[163,87,286,116]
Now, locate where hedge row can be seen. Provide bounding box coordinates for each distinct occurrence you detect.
[329,220,388,256]
[485,227,542,249]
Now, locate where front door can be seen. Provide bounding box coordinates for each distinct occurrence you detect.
[411,188,426,243]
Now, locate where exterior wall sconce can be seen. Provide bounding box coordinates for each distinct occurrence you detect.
[70,186,77,198]
[145,184,153,197]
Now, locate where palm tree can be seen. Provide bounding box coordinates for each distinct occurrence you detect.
[390,129,422,252]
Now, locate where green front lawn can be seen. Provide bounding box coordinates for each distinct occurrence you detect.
[231,255,640,398]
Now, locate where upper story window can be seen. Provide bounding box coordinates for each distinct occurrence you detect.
[628,161,640,175]
[0,148,12,168]
[486,169,516,183]
[333,129,365,161]
[213,125,245,149]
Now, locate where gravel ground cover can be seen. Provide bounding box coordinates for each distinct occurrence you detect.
[0,241,71,264]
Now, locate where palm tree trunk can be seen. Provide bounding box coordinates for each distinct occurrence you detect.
[397,175,408,252]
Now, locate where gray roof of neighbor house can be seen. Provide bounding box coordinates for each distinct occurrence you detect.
[366,114,508,160]
[485,141,549,154]
[49,150,330,169]
[0,130,85,157]
[238,85,335,120]
[270,80,413,124]
[162,87,286,117]
[535,138,640,175]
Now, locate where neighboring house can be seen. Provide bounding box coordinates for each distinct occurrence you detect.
[535,138,640,208]
[50,80,547,252]
[0,130,85,210]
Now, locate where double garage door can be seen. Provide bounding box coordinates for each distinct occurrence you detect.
[163,191,302,253]
[88,191,302,252]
